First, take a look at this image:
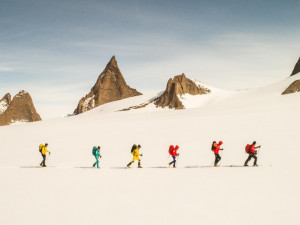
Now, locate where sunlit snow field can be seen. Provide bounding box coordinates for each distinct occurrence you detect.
[0,74,299,225]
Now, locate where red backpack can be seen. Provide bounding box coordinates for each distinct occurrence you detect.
[245,144,251,153]
[169,145,174,155]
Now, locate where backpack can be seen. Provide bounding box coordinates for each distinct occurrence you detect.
[131,144,137,154]
[92,146,98,156]
[169,145,174,155]
[245,144,251,153]
[211,141,216,151]
[39,144,44,153]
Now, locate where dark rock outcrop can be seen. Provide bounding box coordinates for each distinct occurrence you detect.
[282,80,300,95]
[0,93,11,114]
[291,57,300,76]
[154,73,211,109]
[74,56,142,114]
[0,90,42,126]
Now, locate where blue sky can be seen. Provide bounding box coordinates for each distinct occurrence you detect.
[0,0,299,119]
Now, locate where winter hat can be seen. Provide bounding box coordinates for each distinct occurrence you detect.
[253,141,256,145]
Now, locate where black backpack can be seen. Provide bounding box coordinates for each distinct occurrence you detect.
[131,144,137,153]
[211,141,216,151]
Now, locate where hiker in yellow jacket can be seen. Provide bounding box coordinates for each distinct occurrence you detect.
[40,143,51,167]
[127,144,142,168]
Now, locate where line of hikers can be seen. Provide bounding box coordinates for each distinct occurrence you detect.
[38,141,261,168]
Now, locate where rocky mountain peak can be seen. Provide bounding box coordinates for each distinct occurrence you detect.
[154,73,211,109]
[0,90,41,126]
[282,80,300,95]
[291,57,300,76]
[74,56,142,114]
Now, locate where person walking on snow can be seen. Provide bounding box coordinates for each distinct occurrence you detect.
[244,141,261,167]
[40,143,51,167]
[212,141,223,167]
[127,145,142,168]
[169,145,179,168]
[92,146,102,168]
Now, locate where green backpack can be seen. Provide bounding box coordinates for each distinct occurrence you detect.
[92,146,98,156]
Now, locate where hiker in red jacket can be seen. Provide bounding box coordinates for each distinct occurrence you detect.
[169,145,179,168]
[211,141,223,166]
[244,141,261,166]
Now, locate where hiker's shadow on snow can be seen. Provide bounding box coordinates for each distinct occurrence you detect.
[20,166,55,168]
[74,167,95,169]
[148,166,168,169]
[20,166,41,168]
[110,167,128,169]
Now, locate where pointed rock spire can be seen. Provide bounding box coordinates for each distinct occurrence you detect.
[154,73,211,109]
[0,90,41,126]
[74,56,142,114]
[291,57,300,76]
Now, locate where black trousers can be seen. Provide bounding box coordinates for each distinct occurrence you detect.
[244,154,257,166]
[214,153,221,166]
[41,154,46,166]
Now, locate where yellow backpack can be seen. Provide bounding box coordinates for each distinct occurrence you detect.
[39,144,44,153]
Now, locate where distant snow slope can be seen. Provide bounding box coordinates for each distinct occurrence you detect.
[0,74,299,225]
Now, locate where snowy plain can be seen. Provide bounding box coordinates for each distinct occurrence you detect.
[0,74,299,225]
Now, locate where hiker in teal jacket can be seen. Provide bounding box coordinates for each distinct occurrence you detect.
[93,146,102,168]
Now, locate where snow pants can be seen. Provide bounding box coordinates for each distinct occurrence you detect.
[130,155,140,163]
[244,154,257,166]
[128,155,141,167]
[41,154,46,166]
[93,157,99,168]
[214,153,221,166]
[170,156,176,167]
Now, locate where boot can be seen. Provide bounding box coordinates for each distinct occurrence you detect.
[138,162,142,168]
[168,163,171,167]
[127,162,132,168]
[244,164,248,167]
[253,164,258,167]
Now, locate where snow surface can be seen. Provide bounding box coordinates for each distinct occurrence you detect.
[0,74,299,225]
[0,100,9,114]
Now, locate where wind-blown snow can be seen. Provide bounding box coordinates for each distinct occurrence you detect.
[0,74,299,225]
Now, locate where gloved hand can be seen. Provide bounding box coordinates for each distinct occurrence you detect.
[49,152,51,155]
[177,153,180,156]
[140,154,143,157]
[100,155,102,158]
[221,148,224,150]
